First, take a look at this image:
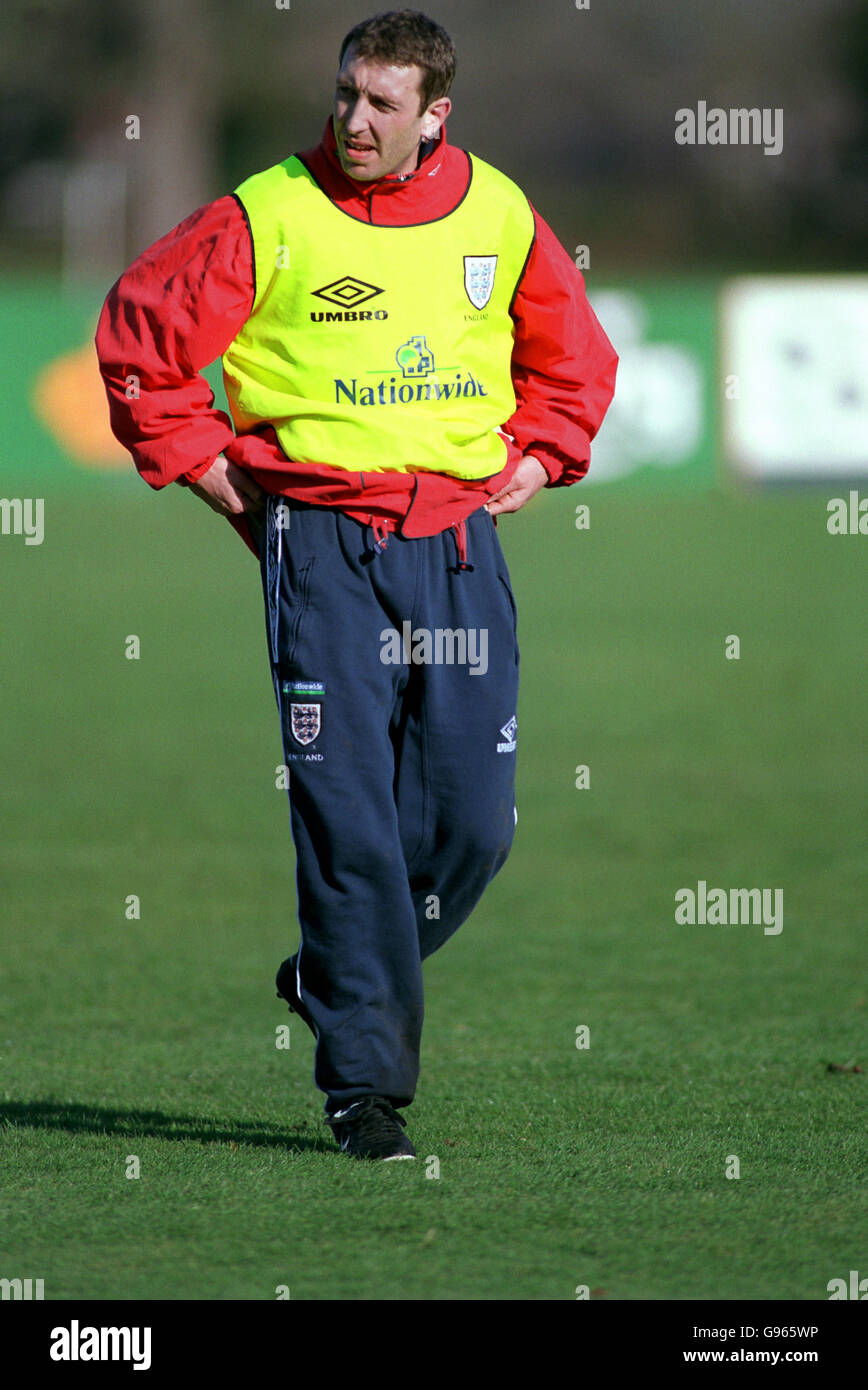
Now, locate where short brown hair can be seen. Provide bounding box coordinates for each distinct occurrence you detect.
[339,10,456,113]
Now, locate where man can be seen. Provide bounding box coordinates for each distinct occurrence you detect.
[97,9,617,1161]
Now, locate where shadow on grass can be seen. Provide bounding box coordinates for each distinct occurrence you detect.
[0,1098,332,1155]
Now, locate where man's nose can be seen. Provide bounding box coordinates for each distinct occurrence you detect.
[345,97,371,130]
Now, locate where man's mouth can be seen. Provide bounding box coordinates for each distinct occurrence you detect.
[343,139,376,159]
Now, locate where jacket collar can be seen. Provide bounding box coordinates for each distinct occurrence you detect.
[297,117,468,224]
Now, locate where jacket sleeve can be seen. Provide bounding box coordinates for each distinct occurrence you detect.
[95,196,254,489]
[507,207,618,485]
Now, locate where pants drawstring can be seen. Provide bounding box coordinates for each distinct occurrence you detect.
[365,513,473,572]
[452,518,474,572]
[367,514,394,556]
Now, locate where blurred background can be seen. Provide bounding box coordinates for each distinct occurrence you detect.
[2,1,866,1302]
[1,0,866,489]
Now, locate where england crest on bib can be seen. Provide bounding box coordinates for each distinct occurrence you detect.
[464,255,497,310]
[290,703,321,745]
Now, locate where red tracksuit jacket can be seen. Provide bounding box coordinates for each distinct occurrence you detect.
[96,119,617,554]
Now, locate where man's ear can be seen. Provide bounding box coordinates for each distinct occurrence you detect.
[422,96,452,140]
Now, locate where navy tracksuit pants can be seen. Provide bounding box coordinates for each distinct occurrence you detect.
[250,496,519,1116]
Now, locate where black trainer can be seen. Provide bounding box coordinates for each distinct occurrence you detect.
[275,955,317,1038]
[325,1096,417,1161]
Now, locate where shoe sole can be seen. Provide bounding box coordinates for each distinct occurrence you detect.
[339,1146,417,1161]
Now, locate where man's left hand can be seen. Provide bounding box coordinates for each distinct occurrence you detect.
[484,455,548,516]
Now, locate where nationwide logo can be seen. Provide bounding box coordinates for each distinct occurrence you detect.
[335,336,489,407]
[310,275,388,323]
[396,335,434,377]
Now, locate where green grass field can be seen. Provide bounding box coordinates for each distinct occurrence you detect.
[1,482,865,1300]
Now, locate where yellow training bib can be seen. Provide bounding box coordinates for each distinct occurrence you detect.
[223,152,535,478]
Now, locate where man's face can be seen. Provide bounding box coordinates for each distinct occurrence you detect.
[333,45,449,182]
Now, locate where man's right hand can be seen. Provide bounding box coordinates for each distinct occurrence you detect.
[187,454,267,518]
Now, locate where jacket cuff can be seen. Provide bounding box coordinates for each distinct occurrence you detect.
[526,442,591,487]
[525,443,566,486]
[176,452,223,487]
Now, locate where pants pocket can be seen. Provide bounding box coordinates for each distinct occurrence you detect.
[498,573,520,665]
[265,501,315,670]
[279,555,316,670]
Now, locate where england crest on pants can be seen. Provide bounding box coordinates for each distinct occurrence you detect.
[464,255,497,310]
[290,703,321,745]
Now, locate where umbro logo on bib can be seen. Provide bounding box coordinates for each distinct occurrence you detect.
[310,275,389,323]
[312,276,384,307]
